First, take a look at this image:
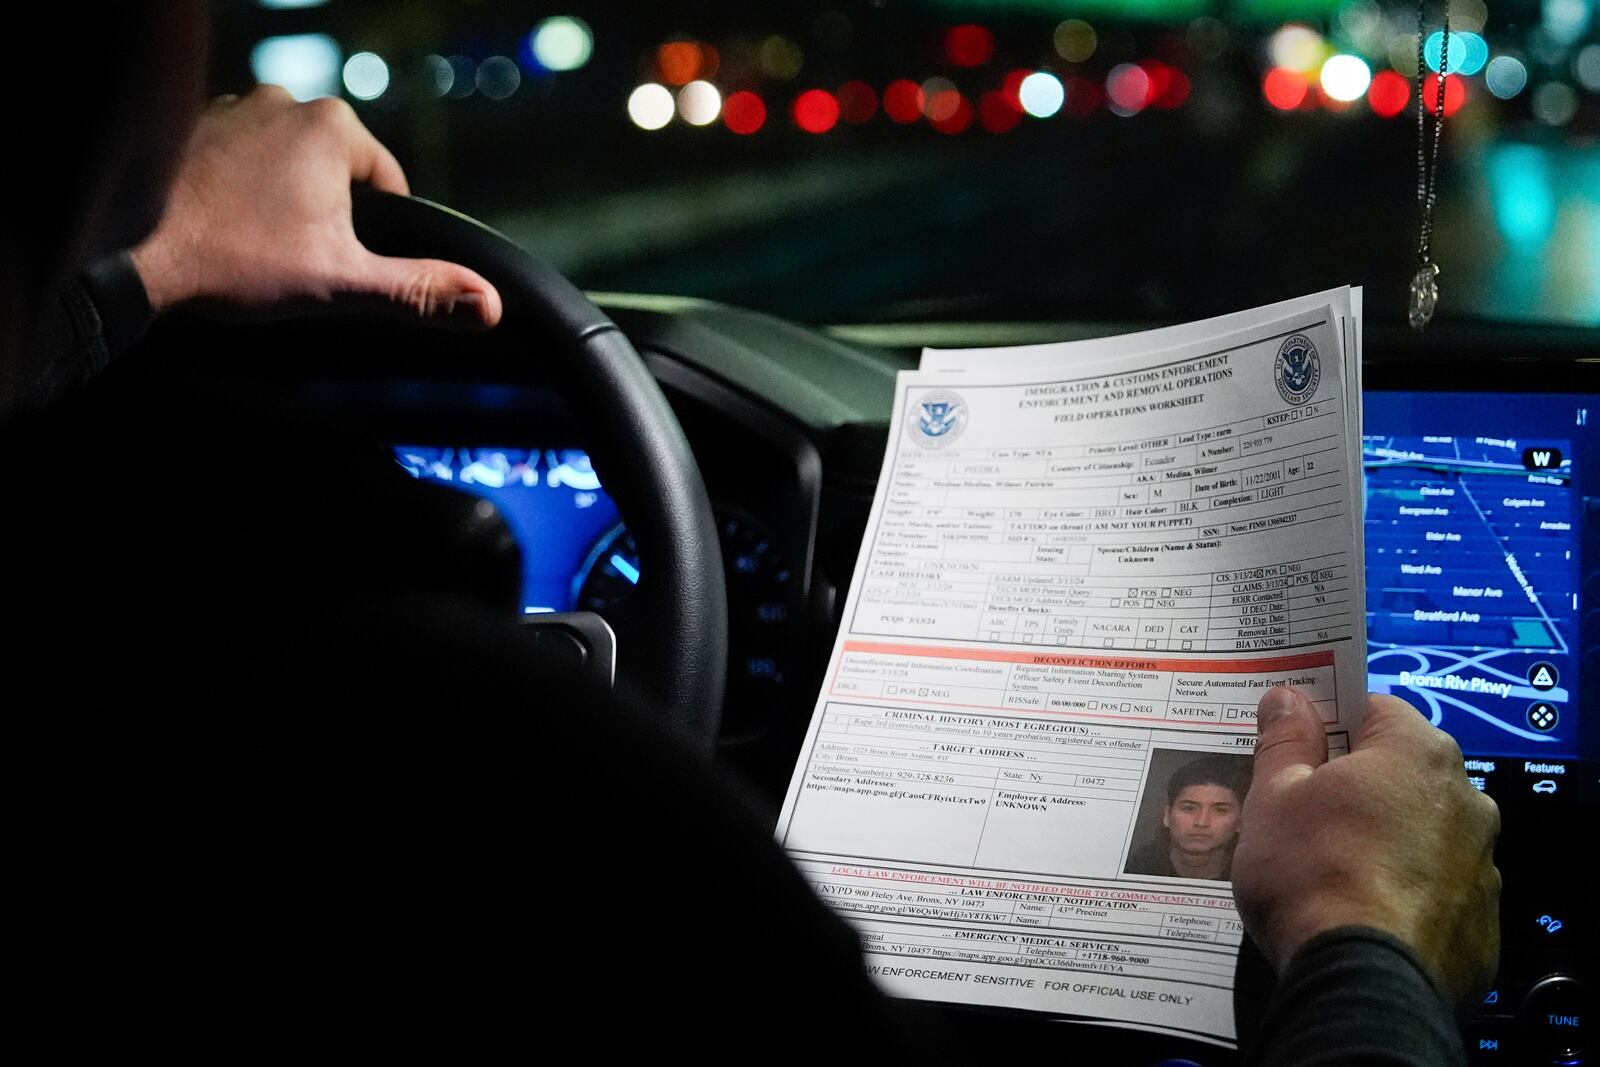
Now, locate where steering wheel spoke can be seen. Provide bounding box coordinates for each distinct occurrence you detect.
[517,611,616,689]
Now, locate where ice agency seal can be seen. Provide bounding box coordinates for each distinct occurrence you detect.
[907,389,968,448]
[1274,334,1321,406]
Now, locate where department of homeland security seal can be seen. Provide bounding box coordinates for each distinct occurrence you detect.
[1274,334,1321,407]
[907,389,968,448]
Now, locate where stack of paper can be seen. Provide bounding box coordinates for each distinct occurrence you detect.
[776,289,1365,1048]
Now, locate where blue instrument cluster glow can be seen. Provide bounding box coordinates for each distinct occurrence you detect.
[394,446,625,614]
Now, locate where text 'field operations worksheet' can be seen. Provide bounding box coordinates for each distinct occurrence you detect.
[776,294,1365,1047]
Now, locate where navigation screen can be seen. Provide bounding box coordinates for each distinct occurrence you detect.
[1363,392,1596,761]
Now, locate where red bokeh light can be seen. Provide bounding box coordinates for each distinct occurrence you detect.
[1151,65,1191,110]
[838,80,878,124]
[1262,67,1309,111]
[1064,74,1102,117]
[930,92,975,133]
[1140,61,1172,108]
[1421,74,1467,116]
[791,89,841,133]
[883,79,925,124]
[723,91,767,135]
[1000,68,1030,108]
[944,24,995,68]
[979,90,1023,132]
[1367,70,1410,118]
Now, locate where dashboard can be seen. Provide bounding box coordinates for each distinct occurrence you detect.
[178,297,1594,1066]
[388,304,1595,1066]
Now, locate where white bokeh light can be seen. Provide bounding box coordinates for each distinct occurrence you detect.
[677,80,722,126]
[531,17,594,72]
[250,34,341,101]
[342,52,389,101]
[1320,54,1372,102]
[1018,71,1065,118]
[629,83,675,130]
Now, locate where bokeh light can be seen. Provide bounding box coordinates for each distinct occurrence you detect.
[1486,55,1530,99]
[250,34,341,102]
[422,54,453,98]
[1575,44,1600,92]
[838,80,878,124]
[760,35,804,80]
[1151,64,1191,110]
[1336,0,1384,46]
[1054,19,1097,63]
[658,41,704,85]
[1106,63,1152,116]
[1421,73,1468,117]
[1387,33,1421,77]
[1458,33,1490,76]
[1320,54,1371,102]
[921,77,961,122]
[1141,60,1189,110]
[1532,81,1579,125]
[883,80,924,124]
[722,90,766,134]
[1019,71,1065,118]
[945,24,995,68]
[628,82,675,130]
[1424,31,1482,76]
[978,90,1022,133]
[1453,0,1491,33]
[476,56,521,100]
[792,89,841,133]
[677,80,722,126]
[929,93,974,134]
[341,51,388,100]
[1542,0,1593,47]
[1262,67,1308,111]
[1269,24,1325,73]
[531,17,593,72]
[1367,69,1410,117]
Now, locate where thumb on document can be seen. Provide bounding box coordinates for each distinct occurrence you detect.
[1252,686,1329,793]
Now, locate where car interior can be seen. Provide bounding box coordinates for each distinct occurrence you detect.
[66,2,1600,1064]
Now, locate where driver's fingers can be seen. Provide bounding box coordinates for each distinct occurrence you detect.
[339,249,503,329]
[344,121,411,197]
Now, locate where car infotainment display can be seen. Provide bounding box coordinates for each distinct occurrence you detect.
[1363,390,1597,774]
[1363,391,1592,764]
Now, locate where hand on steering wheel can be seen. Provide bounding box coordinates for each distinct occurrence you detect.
[349,188,729,745]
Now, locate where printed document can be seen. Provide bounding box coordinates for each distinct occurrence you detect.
[776,293,1365,1047]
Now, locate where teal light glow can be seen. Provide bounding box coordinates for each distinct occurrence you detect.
[1424,31,1470,75]
[1488,143,1556,250]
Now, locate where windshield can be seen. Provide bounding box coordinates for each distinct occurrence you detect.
[221,1,1598,327]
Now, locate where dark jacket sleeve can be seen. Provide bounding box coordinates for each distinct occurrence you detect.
[1244,927,1467,1066]
[13,250,152,416]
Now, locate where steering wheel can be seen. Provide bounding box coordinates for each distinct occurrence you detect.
[350,188,727,747]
